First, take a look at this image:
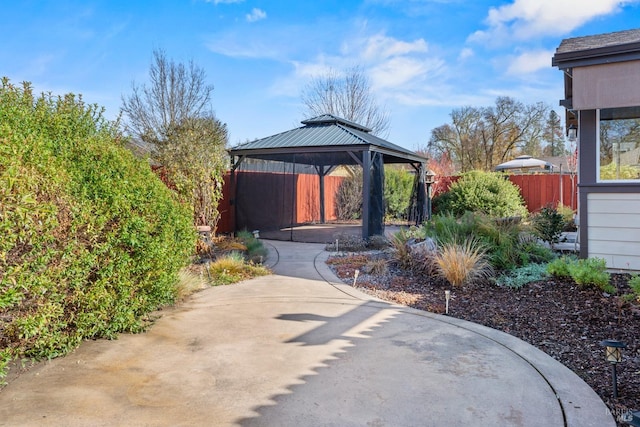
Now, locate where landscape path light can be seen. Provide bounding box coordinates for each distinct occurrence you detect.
[599,339,626,398]
[445,290,451,315]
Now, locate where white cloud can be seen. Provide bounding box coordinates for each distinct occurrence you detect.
[360,33,428,61]
[458,47,474,61]
[246,8,267,22]
[470,0,639,42]
[271,31,448,109]
[506,49,554,75]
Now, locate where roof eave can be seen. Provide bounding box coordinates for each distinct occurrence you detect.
[553,42,640,68]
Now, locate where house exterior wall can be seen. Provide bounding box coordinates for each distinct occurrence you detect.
[573,61,640,110]
[575,92,640,271]
[587,192,640,270]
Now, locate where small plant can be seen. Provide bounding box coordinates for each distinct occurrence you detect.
[547,256,613,293]
[496,263,549,289]
[175,269,208,300]
[556,204,577,231]
[363,258,388,276]
[567,258,612,292]
[367,234,389,250]
[435,239,492,287]
[546,255,575,278]
[208,252,270,285]
[532,205,565,247]
[389,228,415,269]
[237,231,268,263]
[518,240,556,265]
[628,274,640,302]
[326,232,368,252]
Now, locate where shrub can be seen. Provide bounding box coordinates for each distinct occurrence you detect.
[440,170,528,218]
[335,168,362,220]
[423,212,537,271]
[434,239,492,287]
[496,263,548,289]
[567,258,612,291]
[547,256,613,293]
[532,205,565,246]
[518,239,556,265]
[384,167,413,221]
[556,204,577,231]
[547,256,573,278]
[0,79,195,378]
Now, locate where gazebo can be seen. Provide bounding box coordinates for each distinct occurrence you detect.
[228,115,428,240]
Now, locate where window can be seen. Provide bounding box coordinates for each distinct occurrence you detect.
[598,106,640,181]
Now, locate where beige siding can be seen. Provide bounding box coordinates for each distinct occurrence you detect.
[587,193,640,270]
[573,61,640,110]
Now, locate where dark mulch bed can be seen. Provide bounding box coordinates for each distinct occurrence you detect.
[327,253,640,425]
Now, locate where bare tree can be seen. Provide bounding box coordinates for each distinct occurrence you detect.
[121,50,228,229]
[121,49,214,148]
[428,97,549,172]
[301,66,390,136]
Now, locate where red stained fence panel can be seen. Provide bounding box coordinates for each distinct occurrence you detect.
[508,174,578,213]
[214,172,578,234]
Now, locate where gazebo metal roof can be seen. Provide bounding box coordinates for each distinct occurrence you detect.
[229,114,426,166]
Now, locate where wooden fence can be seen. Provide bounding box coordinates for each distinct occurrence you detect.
[214,172,578,234]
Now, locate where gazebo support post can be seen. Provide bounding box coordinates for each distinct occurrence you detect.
[315,165,327,224]
[362,151,371,240]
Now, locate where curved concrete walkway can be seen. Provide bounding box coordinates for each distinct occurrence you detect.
[0,240,614,426]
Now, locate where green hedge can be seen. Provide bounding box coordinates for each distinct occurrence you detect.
[0,79,196,377]
[434,170,527,218]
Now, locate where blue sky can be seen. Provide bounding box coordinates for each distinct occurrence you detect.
[2,1,639,150]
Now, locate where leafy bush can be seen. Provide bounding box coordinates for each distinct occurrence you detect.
[532,205,565,246]
[434,239,492,286]
[384,167,413,221]
[556,204,577,231]
[335,168,362,220]
[518,239,556,265]
[547,256,613,293]
[568,258,612,291]
[439,170,528,218]
[546,255,575,278]
[628,274,640,302]
[496,263,548,289]
[0,79,195,378]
